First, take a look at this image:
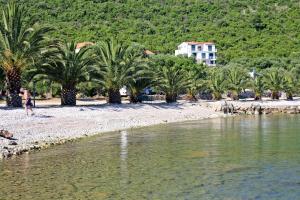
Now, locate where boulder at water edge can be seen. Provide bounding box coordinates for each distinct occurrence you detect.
[0,130,13,139]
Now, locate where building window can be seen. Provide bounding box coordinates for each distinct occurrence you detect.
[202,53,206,59]
[209,53,214,59]
[208,45,212,51]
[191,45,196,51]
[197,46,202,51]
[210,60,215,64]
[192,53,197,58]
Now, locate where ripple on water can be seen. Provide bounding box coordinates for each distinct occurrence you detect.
[1,115,300,199]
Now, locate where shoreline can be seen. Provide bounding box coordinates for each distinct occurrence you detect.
[1,99,300,160]
[0,102,224,160]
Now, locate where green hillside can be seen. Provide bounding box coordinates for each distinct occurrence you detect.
[10,0,300,64]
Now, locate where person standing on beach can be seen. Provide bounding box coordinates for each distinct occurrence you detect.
[23,89,34,116]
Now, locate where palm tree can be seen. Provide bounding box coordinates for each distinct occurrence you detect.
[126,45,151,103]
[184,63,206,101]
[252,75,264,100]
[224,65,250,100]
[94,38,143,104]
[128,79,151,103]
[283,68,298,100]
[0,1,53,107]
[207,68,226,100]
[36,41,94,105]
[262,67,285,100]
[151,55,189,103]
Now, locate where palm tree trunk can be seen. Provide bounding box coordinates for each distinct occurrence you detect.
[254,95,262,101]
[5,70,22,107]
[186,94,198,101]
[130,94,142,103]
[213,92,222,100]
[287,92,293,101]
[271,91,279,100]
[231,95,239,100]
[186,90,198,101]
[107,88,121,104]
[230,91,239,100]
[166,93,177,103]
[61,87,76,106]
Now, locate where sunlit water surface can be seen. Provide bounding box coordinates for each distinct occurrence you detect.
[1,115,300,200]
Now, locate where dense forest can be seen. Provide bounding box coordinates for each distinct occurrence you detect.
[3,0,300,65]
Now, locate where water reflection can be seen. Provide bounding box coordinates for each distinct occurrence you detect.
[120,130,128,160]
[120,130,129,195]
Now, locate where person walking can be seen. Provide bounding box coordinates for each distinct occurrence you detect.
[24,90,34,116]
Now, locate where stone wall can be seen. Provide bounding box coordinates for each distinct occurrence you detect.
[206,101,300,115]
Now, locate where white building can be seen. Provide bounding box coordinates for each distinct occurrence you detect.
[175,42,217,66]
[75,42,94,53]
[120,86,129,97]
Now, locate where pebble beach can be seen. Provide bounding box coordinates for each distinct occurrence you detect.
[2,98,300,159]
[0,101,223,159]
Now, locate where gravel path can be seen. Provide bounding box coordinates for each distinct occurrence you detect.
[0,102,223,159]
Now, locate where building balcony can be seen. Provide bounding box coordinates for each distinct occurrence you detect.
[206,49,217,52]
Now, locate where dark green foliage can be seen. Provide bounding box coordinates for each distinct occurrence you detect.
[224,64,251,100]
[5,0,300,64]
[262,67,286,100]
[205,68,226,100]
[94,38,145,104]
[77,82,99,98]
[36,41,94,105]
[183,61,206,101]
[252,76,264,100]
[1,0,300,105]
[150,55,190,103]
[0,1,53,107]
[27,79,51,98]
[282,68,299,100]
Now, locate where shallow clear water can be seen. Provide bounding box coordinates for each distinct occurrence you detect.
[1,115,300,200]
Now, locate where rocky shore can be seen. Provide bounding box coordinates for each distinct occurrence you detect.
[206,100,300,115]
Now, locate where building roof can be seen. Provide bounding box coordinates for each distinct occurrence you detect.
[76,42,94,49]
[185,41,215,45]
[144,50,155,55]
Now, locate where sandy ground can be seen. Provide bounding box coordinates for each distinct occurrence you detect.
[0,100,223,159]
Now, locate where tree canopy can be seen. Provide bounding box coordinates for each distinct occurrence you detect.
[6,0,300,64]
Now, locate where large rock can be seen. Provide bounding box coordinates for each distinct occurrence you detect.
[0,130,13,139]
[284,106,299,114]
[262,108,270,115]
[220,101,235,114]
[8,141,18,145]
[251,104,263,115]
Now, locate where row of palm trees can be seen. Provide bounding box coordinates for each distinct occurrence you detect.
[0,1,146,106]
[207,66,299,101]
[0,2,299,108]
[0,1,54,107]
